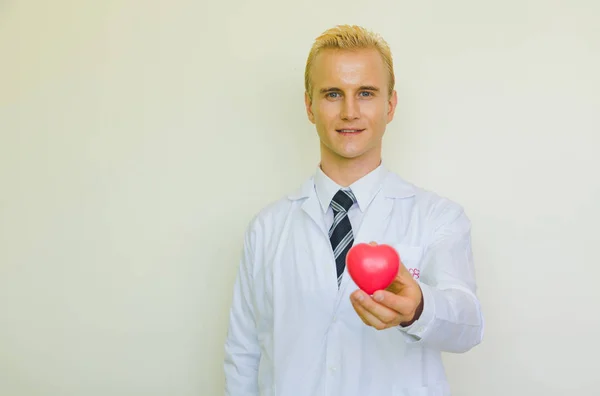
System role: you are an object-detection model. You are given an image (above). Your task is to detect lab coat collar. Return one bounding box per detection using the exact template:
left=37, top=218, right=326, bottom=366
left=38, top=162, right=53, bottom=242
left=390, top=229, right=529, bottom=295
left=313, top=163, right=387, bottom=214
left=287, top=162, right=416, bottom=201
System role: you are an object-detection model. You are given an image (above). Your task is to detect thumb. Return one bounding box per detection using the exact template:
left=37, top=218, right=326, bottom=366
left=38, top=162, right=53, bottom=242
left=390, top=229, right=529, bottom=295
left=386, top=259, right=413, bottom=292
left=400, top=259, right=415, bottom=279
left=395, top=256, right=413, bottom=281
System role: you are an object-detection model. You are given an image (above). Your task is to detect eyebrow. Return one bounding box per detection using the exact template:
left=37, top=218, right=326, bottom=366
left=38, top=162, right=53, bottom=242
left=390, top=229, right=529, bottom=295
left=319, top=86, right=380, bottom=94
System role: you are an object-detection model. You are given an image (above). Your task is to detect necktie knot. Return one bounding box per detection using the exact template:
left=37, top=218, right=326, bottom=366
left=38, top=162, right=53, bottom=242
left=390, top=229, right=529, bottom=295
left=331, top=189, right=356, bottom=213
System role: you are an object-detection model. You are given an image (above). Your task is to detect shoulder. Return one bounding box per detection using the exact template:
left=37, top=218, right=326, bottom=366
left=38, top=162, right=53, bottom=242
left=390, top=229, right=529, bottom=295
left=243, top=177, right=312, bottom=239
left=385, top=171, right=469, bottom=226
left=249, top=197, right=294, bottom=230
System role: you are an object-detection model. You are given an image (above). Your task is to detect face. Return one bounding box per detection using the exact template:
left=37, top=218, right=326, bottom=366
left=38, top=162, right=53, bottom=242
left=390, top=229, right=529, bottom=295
left=305, top=48, right=397, bottom=167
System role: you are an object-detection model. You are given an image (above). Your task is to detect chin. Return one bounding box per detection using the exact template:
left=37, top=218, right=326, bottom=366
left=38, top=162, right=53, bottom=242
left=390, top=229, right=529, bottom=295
left=321, top=141, right=370, bottom=161
left=335, top=151, right=366, bottom=160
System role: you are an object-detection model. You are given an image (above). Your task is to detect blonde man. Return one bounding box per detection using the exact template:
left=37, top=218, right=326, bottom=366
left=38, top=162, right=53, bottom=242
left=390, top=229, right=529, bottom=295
left=224, top=25, right=484, bottom=396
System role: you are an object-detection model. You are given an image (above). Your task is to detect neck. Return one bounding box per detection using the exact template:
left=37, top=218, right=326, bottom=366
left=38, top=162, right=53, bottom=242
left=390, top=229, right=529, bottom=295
left=319, top=152, right=382, bottom=187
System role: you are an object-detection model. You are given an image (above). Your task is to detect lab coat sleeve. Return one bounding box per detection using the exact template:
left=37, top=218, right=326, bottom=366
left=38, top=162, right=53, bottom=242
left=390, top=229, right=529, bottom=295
left=397, top=205, right=484, bottom=353
left=224, top=226, right=260, bottom=395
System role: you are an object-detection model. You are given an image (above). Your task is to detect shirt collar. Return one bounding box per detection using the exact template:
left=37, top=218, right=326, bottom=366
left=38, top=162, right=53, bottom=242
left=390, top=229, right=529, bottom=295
left=314, top=162, right=388, bottom=213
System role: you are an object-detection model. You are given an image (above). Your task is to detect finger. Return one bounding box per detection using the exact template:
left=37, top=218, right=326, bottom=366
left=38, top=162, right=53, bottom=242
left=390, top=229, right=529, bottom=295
left=350, top=297, right=376, bottom=326
left=371, top=289, right=416, bottom=319
left=350, top=295, right=389, bottom=329
left=351, top=290, right=399, bottom=325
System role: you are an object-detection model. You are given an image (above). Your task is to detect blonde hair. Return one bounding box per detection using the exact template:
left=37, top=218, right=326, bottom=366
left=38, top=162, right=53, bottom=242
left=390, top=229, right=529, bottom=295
left=304, top=25, right=395, bottom=100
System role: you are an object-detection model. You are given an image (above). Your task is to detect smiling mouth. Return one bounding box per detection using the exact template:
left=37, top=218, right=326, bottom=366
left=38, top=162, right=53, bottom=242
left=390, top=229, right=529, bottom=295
left=336, top=129, right=365, bottom=134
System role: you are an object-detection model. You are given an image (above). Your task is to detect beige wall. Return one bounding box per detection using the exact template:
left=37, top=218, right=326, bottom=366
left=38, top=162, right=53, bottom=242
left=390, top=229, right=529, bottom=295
left=1, top=1, right=599, bottom=395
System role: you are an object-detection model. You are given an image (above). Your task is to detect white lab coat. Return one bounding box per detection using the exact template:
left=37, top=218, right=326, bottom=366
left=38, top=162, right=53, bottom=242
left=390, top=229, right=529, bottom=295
left=224, top=166, right=484, bottom=396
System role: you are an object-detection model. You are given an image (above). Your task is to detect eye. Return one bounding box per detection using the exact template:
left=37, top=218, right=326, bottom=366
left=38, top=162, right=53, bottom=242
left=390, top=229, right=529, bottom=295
left=359, top=91, right=373, bottom=97
left=326, top=92, right=341, bottom=98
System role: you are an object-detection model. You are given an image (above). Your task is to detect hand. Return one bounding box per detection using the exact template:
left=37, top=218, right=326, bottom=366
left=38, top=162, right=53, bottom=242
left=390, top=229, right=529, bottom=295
left=350, top=242, right=424, bottom=330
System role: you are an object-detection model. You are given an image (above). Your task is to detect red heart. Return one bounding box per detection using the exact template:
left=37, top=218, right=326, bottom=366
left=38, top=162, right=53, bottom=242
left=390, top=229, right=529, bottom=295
left=346, top=243, right=400, bottom=295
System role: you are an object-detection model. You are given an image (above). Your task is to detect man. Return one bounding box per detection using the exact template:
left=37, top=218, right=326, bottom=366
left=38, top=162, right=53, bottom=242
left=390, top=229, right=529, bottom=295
left=224, top=25, right=484, bottom=396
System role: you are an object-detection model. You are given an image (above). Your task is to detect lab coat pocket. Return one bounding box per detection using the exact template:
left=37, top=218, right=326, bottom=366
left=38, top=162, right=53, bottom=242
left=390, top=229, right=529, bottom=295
left=393, top=244, right=425, bottom=281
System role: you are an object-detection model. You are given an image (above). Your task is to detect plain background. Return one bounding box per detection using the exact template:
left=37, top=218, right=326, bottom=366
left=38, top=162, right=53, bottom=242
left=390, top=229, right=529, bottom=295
left=1, top=1, right=599, bottom=395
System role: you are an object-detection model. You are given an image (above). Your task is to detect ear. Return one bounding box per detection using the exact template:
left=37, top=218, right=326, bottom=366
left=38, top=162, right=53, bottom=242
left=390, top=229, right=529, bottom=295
left=386, top=90, right=398, bottom=123
left=305, top=91, right=315, bottom=124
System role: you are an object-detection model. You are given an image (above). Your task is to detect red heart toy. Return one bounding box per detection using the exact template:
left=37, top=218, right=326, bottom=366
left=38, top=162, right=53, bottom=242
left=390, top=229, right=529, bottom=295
left=346, top=243, right=400, bottom=295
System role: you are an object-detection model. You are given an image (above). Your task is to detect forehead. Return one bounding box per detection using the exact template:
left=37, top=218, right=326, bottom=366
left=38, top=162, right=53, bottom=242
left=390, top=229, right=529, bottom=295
left=310, top=48, right=388, bottom=89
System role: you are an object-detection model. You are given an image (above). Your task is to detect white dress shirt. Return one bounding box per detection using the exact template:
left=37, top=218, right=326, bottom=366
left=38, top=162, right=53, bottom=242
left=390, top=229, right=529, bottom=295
left=314, top=162, right=387, bottom=233
left=224, top=163, right=484, bottom=396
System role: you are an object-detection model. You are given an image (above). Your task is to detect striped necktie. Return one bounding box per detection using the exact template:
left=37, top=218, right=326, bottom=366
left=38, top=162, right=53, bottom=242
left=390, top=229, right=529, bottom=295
left=329, top=189, right=357, bottom=288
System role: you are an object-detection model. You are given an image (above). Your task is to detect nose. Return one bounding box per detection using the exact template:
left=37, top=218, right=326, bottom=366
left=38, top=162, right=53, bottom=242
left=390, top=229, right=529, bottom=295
left=340, top=97, right=360, bottom=120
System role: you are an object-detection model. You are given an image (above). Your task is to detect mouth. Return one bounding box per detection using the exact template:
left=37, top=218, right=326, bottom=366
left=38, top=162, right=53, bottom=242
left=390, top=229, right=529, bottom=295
left=336, top=128, right=365, bottom=135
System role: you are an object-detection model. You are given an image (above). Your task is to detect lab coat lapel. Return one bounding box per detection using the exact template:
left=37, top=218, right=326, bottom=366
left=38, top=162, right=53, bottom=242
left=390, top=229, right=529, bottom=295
left=300, top=195, right=328, bottom=238
left=289, top=177, right=329, bottom=239
left=355, top=189, right=394, bottom=245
